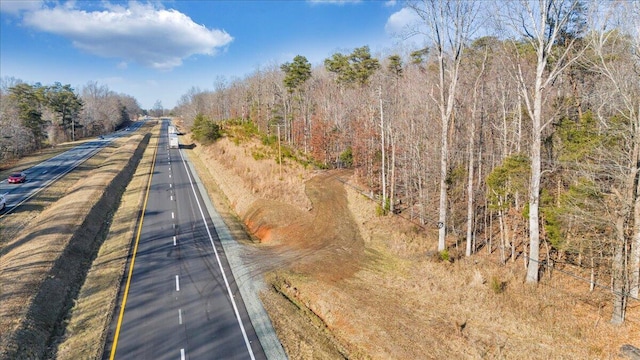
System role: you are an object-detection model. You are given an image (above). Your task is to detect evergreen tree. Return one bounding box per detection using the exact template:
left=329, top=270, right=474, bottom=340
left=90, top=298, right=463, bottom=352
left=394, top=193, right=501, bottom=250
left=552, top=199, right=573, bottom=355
left=9, top=83, right=46, bottom=148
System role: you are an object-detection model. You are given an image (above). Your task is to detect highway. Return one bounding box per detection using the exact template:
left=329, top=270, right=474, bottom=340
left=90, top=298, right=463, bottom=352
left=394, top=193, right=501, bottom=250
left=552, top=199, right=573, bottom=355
left=105, top=120, right=267, bottom=359
left=0, top=122, right=145, bottom=215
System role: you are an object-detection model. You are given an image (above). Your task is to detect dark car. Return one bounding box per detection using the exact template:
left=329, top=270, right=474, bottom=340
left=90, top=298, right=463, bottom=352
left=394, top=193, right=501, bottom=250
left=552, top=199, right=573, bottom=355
left=8, top=172, right=26, bottom=184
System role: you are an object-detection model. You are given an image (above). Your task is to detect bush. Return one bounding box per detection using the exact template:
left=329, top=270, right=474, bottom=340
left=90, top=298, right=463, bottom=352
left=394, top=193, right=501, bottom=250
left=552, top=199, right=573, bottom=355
left=439, top=249, right=450, bottom=263
left=252, top=150, right=268, bottom=160
left=191, top=114, right=222, bottom=144
left=490, top=276, right=506, bottom=294
left=261, top=134, right=277, bottom=146
left=339, top=147, right=353, bottom=167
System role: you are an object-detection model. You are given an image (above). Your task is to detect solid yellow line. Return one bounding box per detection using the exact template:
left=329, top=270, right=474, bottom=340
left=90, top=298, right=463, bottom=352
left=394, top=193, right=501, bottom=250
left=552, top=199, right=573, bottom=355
left=109, top=136, right=158, bottom=360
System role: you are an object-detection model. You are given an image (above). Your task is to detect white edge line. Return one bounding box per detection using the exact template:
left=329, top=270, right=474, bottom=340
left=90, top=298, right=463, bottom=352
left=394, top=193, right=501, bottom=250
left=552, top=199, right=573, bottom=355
left=178, top=148, right=256, bottom=360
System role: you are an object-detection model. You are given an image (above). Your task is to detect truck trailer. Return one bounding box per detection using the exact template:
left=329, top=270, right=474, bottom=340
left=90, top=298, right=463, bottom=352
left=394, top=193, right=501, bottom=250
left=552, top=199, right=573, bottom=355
left=169, top=135, right=179, bottom=149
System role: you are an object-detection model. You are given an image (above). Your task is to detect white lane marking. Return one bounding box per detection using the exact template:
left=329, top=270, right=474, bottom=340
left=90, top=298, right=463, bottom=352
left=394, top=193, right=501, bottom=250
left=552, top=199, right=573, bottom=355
left=180, top=349, right=185, bottom=360
left=170, top=195, right=173, bottom=201
left=169, top=174, right=171, bottom=178
left=178, top=309, right=183, bottom=324
left=175, top=275, right=180, bottom=292
left=173, top=236, right=177, bottom=246
left=170, top=183, right=172, bottom=188
left=171, top=212, right=175, bottom=219
left=178, top=149, right=256, bottom=360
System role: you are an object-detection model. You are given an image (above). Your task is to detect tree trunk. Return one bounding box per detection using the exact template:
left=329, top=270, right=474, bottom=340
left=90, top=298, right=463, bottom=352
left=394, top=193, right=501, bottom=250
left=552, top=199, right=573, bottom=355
left=465, top=135, right=475, bottom=257
left=379, top=87, right=387, bottom=212
left=631, top=115, right=640, bottom=299
left=390, top=134, right=396, bottom=214
left=611, top=217, right=627, bottom=324
left=525, top=39, right=546, bottom=284
left=632, top=183, right=640, bottom=299
left=438, top=116, right=448, bottom=251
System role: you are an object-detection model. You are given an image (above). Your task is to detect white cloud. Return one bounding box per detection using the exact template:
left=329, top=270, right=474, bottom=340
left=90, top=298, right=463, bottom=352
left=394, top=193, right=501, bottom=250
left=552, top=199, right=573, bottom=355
left=0, top=0, right=43, bottom=15
left=21, top=2, right=233, bottom=70
left=385, top=7, right=420, bottom=35
left=384, top=0, right=397, bottom=7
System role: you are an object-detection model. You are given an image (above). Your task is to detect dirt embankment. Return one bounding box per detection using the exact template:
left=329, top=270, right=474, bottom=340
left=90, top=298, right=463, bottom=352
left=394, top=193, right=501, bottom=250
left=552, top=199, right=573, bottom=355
left=1, top=122, right=635, bottom=359
left=188, top=133, right=639, bottom=359
left=0, top=133, right=150, bottom=359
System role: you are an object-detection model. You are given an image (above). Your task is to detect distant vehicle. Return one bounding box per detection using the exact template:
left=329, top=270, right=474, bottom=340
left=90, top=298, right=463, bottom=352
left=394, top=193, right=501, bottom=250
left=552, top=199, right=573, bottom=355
left=8, top=172, right=26, bottom=184
left=125, top=127, right=130, bottom=131
left=0, top=194, right=5, bottom=211
left=98, top=135, right=104, bottom=139
left=169, top=135, right=179, bottom=149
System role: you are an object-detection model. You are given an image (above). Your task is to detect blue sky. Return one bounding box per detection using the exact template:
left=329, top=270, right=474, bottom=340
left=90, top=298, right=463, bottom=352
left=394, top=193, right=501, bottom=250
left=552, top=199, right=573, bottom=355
left=0, top=0, right=420, bottom=110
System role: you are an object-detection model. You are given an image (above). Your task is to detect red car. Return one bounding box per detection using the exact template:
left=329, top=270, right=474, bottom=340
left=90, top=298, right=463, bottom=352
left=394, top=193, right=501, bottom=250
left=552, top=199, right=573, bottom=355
left=8, top=172, right=26, bottom=184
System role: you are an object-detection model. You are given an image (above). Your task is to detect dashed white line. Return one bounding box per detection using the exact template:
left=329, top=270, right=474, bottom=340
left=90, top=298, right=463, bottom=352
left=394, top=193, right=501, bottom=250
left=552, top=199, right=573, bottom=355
left=180, top=349, right=185, bottom=360
left=173, top=236, right=177, bottom=246
left=170, top=195, right=173, bottom=201
left=178, top=150, right=256, bottom=359
left=178, top=309, right=183, bottom=324
left=169, top=183, right=172, bottom=188
left=171, top=212, right=175, bottom=219
left=175, top=275, right=180, bottom=292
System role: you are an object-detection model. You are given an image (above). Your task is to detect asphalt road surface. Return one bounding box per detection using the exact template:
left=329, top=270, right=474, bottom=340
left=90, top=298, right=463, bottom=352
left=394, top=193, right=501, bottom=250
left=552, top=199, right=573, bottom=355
left=0, top=122, right=144, bottom=215
left=105, top=121, right=267, bottom=360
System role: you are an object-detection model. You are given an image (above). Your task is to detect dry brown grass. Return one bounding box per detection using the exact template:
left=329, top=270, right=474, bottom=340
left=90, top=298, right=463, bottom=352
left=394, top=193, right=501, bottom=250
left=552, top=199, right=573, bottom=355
left=185, top=127, right=639, bottom=360
left=200, top=136, right=312, bottom=214
left=0, top=128, right=152, bottom=359
left=56, top=124, right=159, bottom=359
left=4, top=120, right=632, bottom=359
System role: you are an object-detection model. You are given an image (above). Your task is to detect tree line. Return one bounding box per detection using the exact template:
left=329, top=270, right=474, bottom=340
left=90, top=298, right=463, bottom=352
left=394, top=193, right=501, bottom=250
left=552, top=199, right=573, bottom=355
left=177, top=1, right=637, bottom=324
left=0, top=78, right=142, bottom=161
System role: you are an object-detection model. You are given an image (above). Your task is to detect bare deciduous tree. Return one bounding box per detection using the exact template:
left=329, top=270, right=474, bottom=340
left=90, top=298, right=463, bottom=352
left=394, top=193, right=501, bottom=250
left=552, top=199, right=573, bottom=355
left=407, top=0, right=481, bottom=251
left=500, top=0, right=586, bottom=283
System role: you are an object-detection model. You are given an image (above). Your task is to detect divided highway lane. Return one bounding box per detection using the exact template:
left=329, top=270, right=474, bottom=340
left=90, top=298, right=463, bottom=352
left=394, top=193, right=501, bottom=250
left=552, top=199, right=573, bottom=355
left=0, top=121, right=145, bottom=215
left=107, top=121, right=266, bottom=359
left=0, top=141, right=105, bottom=214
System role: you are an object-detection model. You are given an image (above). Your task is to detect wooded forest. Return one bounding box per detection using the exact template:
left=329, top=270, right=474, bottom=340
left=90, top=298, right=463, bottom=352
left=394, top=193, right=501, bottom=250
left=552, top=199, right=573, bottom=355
left=0, top=0, right=637, bottom=326
left=173, top=0, right=639, bottom=324
left=0, top=78, right=142, bottom=160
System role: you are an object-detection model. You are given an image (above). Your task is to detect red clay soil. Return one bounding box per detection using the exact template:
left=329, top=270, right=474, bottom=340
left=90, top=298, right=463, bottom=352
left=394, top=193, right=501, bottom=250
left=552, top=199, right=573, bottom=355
left=244, top=170, right=364, bottom=282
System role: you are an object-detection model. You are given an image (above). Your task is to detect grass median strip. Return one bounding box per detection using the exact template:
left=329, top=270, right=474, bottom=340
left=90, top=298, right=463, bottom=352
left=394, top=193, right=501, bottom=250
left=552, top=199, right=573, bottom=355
left=0, top=124, right=158, bottom=359
left=56, top=125, right=159, bottom=360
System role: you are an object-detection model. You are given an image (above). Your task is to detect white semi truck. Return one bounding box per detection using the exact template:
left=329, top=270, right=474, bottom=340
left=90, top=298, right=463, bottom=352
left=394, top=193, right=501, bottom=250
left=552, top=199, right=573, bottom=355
left=169, top=134, right=179, bottom=149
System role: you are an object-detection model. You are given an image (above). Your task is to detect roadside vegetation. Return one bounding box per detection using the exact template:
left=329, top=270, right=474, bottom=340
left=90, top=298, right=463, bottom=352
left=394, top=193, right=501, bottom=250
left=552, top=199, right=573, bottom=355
left=0, top=0, right=638, bottom=358
left=0, top=78, right=142, bottom=162
left=0, top=124, right=154, bottom=359
left=181, top=121, right=638, bottom=358
left=174, top=1, right=640, bottom=327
